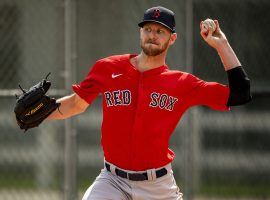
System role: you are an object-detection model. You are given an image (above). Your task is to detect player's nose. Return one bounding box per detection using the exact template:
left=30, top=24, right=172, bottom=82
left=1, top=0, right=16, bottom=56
left=148, top=30, right=158, bottom=40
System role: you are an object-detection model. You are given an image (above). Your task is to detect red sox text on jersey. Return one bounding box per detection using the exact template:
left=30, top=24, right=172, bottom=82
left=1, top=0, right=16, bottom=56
left=104, top=90, right=178, bottom=111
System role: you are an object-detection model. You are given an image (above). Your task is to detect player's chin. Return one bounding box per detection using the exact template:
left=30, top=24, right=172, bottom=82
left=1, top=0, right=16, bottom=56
left=141, top=43, right=164, bottom=56
left=142, top=48, right=163, bottom=56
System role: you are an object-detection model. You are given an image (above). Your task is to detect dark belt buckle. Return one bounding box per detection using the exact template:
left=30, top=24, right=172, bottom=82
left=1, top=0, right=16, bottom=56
left=128, top=172, right=148, bottom=181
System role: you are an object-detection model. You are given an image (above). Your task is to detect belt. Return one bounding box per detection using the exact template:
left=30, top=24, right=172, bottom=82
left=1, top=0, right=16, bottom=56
left=105, top=162, right=168, bottom=181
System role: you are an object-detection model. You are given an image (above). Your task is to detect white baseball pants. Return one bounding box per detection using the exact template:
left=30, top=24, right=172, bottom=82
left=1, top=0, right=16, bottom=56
left=82, top=162, right=183, bottom=200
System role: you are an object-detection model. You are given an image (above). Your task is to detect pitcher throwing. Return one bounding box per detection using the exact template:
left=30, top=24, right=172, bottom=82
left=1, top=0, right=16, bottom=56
left=47, top=6, right=251, bottom=200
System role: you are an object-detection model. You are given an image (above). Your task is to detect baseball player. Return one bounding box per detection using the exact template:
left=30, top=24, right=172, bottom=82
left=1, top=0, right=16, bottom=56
left=47, top=6, right=251, bottom=200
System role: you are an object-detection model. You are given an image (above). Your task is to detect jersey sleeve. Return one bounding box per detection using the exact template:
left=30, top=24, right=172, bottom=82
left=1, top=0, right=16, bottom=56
left=185, top=74, right=230, bottom=111
left=72, top=60, right=104, bottom=104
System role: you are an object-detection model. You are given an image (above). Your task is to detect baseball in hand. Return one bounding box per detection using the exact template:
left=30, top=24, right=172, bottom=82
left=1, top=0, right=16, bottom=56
left=201, top=18, right=216, bottom=33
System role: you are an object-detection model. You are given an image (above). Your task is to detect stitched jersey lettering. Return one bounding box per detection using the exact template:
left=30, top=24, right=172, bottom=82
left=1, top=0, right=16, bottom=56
left=122, top=90, right=131, bottom=105
left=104, top=90, right=178, bottom=111
left=104, top=92, right=113, bottom=107
left=159, top=94, right=168, bottom=109
left=149, top=92, right=159, bottom=107
left=166, top=96, right=178, bottom=111
left=149, top=92, right=178, bottom=111
left=104, top=90, right=131, bottom=107
left=113, top=90, right=122, bottom=106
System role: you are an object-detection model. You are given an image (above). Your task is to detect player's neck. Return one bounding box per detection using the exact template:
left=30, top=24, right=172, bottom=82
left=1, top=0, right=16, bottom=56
left=132, top=52, right=167, bottom=72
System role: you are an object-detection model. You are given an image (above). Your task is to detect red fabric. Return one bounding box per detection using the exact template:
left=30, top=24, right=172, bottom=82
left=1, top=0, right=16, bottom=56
left=72, top=54, right=230, bottom=171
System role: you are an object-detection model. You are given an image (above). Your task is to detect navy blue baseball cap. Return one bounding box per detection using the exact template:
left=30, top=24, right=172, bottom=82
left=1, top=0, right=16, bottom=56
left=138, top=6, right=176, bottom=33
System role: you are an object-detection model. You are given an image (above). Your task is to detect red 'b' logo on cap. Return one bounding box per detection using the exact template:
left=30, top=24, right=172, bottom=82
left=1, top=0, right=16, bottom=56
left=153, top=9, right=160, bottom=18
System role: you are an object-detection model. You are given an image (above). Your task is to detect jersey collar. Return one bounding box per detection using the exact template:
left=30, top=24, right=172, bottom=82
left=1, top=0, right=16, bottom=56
left=127, top=54, right=168, bottom=77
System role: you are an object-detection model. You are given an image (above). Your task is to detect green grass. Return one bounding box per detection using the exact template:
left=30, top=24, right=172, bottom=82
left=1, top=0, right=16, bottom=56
left=200, top=183, right=270, bottom=197
left=0, top=174, right=62, bottom=190
left=0, top=175, right=35, bottom=189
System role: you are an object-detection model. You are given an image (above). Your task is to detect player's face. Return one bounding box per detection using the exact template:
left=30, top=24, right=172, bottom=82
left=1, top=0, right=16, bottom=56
left=140, top=23, right=176, bottom=56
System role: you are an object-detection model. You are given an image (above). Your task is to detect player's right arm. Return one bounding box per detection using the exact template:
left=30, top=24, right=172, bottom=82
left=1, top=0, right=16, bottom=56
left=47, top=93, right=89, bottom=120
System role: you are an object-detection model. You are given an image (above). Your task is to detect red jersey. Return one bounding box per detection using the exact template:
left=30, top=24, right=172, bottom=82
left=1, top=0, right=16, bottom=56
left=72, top=54, right=230, bottom=171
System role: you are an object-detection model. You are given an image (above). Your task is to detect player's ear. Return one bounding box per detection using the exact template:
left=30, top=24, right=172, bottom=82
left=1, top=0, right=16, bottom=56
left=169, top=33, right=177, bottom=45
left=139, top=27, right=144, bottom=37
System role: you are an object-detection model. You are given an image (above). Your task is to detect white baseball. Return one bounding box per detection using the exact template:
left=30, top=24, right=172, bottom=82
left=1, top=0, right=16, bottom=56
left=201, top=18, right=216, bottom=32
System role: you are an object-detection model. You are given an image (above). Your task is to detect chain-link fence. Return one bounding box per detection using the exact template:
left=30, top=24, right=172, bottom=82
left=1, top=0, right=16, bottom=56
left=0, top=0, right=269, bottom=200
left=0, top=0, right=66, bottom=199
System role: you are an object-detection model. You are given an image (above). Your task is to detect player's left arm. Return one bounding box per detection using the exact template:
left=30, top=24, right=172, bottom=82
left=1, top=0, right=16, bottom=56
left=200, top=19, right=251, bottom=106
